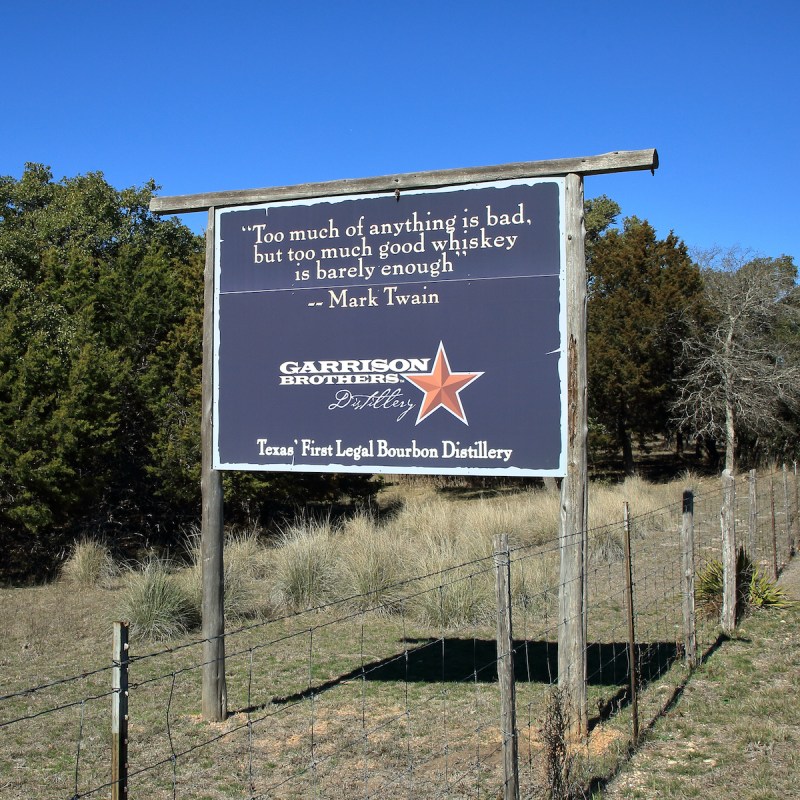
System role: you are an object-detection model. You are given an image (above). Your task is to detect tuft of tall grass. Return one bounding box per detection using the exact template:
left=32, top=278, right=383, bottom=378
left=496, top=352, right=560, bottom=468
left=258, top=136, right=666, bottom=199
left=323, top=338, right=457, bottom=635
left=511, top=547, right=559, bottom=614
left=118, top=558, right=200, bottom=641
left=406, top=527, right=495, bottom=627
left=181, top=529, right=274, bottom=622
left=461, top=494, right=557, bottom=545
left=588, top=475, right=676, bottom=532
left=338, top=512, right=408, bottom=613
left=589, top=526, right=625, bottom=565
left=271, top=519, right=339, bottom=611
left=61, top=537, right=117, bottom=588
left=390, top=490, right=561, bottom=547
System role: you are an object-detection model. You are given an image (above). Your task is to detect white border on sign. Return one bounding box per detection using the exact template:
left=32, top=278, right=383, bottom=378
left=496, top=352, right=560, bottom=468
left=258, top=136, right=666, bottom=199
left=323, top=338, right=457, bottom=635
left=212, top=177, right=567, bottom=476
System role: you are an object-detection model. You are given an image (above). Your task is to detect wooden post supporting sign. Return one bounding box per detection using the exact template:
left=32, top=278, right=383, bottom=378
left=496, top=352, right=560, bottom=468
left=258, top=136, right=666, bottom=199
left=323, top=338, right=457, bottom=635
left=202, top=207, right=227, bottom=722
left=558, top=172, right=588, bottom=738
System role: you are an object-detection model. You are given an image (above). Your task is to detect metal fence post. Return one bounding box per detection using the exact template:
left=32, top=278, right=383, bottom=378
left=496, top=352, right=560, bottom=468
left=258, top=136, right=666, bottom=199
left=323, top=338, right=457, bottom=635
left=112, top=621, right=129, bottom=800
left=622, top=503, right=639, bottom=746
left=493, top=534, right=519, bottom=800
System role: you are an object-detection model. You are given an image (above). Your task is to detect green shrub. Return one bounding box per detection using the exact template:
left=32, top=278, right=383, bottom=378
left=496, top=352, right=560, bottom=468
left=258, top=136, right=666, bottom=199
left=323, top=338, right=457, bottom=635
left=118, top=558, right=200, bottom=640
left=61, top=538, right=116, bottom=588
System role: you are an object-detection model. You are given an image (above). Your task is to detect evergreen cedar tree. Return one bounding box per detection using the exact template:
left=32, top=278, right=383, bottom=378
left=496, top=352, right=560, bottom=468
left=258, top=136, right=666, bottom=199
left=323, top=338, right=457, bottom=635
left=0, top=165, right=373, bottom=581
left=0, top=169, right=796, bottom=580
left=586, top=208, right=707, bottom=475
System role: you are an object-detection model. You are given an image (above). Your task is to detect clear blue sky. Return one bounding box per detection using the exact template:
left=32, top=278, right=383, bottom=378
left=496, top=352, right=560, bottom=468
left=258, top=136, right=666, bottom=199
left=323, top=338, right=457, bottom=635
left=2, top=1, right=797, bottom=261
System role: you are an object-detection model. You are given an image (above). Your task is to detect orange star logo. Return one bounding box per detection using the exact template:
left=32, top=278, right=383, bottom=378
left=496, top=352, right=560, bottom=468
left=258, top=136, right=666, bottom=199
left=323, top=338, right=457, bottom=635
left=403, top=342, right=483, bottom=425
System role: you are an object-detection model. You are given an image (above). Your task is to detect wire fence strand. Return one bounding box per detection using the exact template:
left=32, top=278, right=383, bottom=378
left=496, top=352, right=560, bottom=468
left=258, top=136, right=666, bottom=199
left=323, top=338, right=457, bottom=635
left=1, top=466, right=797, bottom=799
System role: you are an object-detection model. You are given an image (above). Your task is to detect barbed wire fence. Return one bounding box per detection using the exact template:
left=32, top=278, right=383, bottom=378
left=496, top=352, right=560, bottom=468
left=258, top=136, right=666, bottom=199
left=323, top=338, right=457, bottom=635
left=1, top=465, right=796, bottom=799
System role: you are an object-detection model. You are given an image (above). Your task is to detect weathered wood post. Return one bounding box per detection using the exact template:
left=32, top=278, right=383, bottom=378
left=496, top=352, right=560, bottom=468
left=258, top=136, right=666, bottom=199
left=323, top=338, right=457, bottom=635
left=112, top=621, right=129, bottom=800
left=493, top=534, right=519, bottom=800
left=770, top=477, right=779, bottom=581
left=622, top=503, right=639, bottom=746
left=783, top=464, right=792, bottom=559
left=748, top=469, right=758, bottom=558
left=681, top=489, right=697, bottom=668
left=558, top=172, right=588, bottom=738
left=720, top=471, right=736, bottom=635
left=202, top=207, right=227, bottom=721
left=795, top=462, right=799, bottom=555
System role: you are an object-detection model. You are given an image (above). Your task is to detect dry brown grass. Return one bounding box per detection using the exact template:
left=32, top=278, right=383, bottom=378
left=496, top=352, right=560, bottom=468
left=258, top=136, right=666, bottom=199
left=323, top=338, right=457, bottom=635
left=3, top=469, right=794, bottom=800
left=60, top=537, right=117, bottom=588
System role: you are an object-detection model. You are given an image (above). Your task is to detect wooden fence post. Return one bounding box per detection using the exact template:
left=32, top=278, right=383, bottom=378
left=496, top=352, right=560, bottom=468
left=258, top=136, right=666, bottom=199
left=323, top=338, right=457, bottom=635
left=112, top=621, right=129, bottom=800
left=720, top=471, right=736, bottom=635
left=770, top=477, right=779, bottom=581
left=681, top=490, right=697, bottom=669
left=748, top=469, right=757, bottom=558
left=622, top=503, right=639, bottom=746
left=202, top=206, right=227, bottom=722
left=558, top=171, right=588, bottom=739
left=493, top=534, right=519, bottom=800
left=795, top=462, right=799, bottom=556
left=783, top=464, right=792, bottom=560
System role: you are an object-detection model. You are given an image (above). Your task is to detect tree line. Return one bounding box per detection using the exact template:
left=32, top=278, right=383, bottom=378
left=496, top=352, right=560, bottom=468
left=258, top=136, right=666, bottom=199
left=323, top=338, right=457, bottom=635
left=1, top=165, right=798, bottom=580
left=586, top=197, right=799, bottom=474
left=0, top=165, right=372, bottom=580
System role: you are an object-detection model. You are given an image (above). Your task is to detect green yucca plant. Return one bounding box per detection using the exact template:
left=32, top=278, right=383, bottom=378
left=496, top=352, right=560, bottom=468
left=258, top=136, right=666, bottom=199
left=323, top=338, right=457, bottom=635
left=748, top=570, right=792, bottom=609
left=697, top=547, right=790, bottom=619
left=696, top=558, right=725, bottom=618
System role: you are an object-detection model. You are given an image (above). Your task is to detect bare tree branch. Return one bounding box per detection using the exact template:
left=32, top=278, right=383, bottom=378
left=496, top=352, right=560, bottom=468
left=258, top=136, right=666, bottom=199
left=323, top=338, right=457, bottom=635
left=672, top=247, right=800, bottom=470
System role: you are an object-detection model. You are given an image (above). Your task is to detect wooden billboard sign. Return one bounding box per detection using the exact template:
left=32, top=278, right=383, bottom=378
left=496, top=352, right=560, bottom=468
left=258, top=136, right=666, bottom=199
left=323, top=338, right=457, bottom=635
left=212, top=177, right=568, bottom=477
left=151, top=149, right=659, bottom=725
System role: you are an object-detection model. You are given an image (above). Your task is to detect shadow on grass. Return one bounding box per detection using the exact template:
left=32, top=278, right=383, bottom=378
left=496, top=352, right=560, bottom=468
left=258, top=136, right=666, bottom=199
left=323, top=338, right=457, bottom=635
left=586, top=631, right=727, bottom=796
left=239, top=637, right=678, bottom=713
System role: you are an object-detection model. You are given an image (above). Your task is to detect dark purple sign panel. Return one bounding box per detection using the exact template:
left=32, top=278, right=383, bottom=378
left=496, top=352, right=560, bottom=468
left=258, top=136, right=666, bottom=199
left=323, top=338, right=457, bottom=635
left=214, top=179, right=566, bottom=476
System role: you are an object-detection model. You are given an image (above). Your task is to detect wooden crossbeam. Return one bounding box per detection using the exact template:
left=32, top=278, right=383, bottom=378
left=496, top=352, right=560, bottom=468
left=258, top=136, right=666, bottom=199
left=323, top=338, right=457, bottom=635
left=150, top=149, right=658, bottom=214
